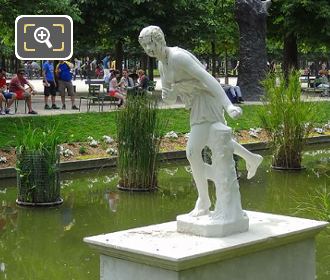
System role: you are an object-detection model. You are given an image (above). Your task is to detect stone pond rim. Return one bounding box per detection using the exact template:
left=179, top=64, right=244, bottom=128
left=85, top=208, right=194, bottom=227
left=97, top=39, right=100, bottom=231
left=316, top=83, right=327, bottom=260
left=0, top=135, right=329, bottom=180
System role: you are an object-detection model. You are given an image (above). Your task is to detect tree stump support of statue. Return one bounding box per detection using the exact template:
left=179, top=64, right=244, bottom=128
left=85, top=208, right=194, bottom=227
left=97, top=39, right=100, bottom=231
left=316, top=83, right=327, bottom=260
left=177, top=123, right=248, bottom=237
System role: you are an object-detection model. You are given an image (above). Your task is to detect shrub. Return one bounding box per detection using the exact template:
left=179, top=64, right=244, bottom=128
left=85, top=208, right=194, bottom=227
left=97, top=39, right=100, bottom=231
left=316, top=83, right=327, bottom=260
left=16, top=124, right=61, bottom=204
left=259, top=71, right=316, bottom=169
left=116, top=95, right=165, bottom=191
left=79, top=146, right=87, bottom=154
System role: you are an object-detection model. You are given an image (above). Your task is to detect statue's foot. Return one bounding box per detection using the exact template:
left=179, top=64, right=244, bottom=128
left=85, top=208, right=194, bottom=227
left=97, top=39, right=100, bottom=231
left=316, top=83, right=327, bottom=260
left=246, top=154, right=263, bottom=179
left=188, top=198, right=210, bottom=217
left=189, top=207, right=210, bottom=217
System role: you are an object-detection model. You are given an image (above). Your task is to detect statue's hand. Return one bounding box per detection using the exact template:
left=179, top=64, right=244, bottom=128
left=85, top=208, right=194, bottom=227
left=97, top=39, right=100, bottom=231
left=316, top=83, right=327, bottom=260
left=162, top=87, right=177, bottom=104
left=162, top=87, right=172, bottom=97
left=227, top=104, right=242, bottom=119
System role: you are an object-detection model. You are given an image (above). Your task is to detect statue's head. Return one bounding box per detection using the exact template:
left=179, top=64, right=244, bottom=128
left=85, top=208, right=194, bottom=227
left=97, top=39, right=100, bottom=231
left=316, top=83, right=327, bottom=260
left=139, top=26, right=166, bottom=58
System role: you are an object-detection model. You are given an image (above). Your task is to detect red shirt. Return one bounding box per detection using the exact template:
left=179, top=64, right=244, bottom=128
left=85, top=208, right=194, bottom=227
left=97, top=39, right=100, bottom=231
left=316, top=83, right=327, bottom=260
left=9, top=75, right=28, bottom=92
left=0, top=77, right=6, bottom=89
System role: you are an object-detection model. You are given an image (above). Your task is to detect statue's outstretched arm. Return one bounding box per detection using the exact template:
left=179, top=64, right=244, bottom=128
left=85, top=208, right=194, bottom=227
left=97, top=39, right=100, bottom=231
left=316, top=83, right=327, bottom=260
left=174, top=51, right=242, bottom=118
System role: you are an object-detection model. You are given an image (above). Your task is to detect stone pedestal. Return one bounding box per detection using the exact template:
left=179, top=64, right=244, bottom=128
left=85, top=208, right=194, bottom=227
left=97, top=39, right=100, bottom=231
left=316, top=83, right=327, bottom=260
left=84, top=211, right=328, bottom=280
left=177, top=212, right=249, bottom=237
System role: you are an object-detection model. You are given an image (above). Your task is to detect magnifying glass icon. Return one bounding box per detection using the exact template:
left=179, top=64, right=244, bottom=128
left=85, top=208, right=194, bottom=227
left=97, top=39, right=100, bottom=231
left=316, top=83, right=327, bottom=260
left=34, top=27, right=53, bottom=49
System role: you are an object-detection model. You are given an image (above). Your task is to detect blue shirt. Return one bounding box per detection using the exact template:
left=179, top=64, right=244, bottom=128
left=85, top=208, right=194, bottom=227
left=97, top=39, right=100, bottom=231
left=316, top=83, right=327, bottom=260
left=56, top=62, right=72, bottom=82
left=43, top=61, right=54, bottom=81
left=102, top=56, right=110, bottom=69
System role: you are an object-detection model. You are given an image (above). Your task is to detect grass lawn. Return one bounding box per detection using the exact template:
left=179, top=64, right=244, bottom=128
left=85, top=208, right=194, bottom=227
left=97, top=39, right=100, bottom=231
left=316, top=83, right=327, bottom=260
left=0, top=102, right=330, bottom=149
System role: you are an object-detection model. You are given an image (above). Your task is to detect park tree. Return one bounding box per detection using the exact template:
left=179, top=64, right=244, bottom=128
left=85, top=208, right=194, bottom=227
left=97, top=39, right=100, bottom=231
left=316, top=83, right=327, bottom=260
left=192, top=0, right=239, bottom=80
left=0, top=0, right=81, bottom=69
left=267, top=0, right=330, bottom=75
left=74, top=0, right=224, bottom=77
left=74, top=0, right=171, bottom=75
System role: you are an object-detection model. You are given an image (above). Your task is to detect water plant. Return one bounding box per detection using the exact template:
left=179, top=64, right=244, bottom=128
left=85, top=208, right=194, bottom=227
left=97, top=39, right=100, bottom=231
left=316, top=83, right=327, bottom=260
left=116, top=94, right=165, bottom=191
left=15, top=124, right=61, bottom=205
left=294, top=185, right=330, bottom=222
left=79, top=146, right=87, bottom=155
left=259, top=71, right=316, bottom=169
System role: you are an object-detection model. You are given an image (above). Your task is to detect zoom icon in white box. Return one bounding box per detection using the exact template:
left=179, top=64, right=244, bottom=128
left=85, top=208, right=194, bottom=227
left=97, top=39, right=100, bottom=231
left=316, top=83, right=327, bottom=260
left=15, top=15, right=73, bottom=60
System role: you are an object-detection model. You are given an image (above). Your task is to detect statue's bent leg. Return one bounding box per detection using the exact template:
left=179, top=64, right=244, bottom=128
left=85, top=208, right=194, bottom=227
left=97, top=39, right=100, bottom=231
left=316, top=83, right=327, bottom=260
left=232, top=140, right=263, bottom=179
left=186, top=123, right=211, bottom=217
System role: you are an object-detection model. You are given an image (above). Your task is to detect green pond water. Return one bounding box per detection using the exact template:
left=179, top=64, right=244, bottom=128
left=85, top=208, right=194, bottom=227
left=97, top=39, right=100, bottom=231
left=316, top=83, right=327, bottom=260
left=0, top=145, right=329, bottom=280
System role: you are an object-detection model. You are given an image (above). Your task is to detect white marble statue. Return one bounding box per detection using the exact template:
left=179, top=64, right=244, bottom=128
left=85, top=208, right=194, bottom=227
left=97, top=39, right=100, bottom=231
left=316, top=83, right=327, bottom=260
left=139, top=26, right=263, bottom=236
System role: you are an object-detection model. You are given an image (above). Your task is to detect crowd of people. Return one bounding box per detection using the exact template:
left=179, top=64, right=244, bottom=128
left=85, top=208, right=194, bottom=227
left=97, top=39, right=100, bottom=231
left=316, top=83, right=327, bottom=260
left=4, top=56, right=329, bottom=115
left=0, top=55, right=153, bottom=114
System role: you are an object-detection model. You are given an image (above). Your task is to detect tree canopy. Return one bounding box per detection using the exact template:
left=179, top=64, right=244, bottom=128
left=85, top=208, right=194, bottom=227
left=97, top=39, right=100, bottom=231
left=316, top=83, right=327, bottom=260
left=0, top=0, right=329, bottom=72
left=267, top=0, right=330, bottom=71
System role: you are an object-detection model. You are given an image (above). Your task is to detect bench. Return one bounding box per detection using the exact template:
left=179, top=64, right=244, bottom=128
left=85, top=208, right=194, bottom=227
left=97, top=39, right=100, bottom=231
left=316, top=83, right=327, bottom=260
left=302, top=87, right=328, bottom=97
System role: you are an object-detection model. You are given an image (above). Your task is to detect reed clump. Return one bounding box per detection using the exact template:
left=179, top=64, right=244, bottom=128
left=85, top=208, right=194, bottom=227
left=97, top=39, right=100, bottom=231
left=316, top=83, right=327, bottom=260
left=117, top=94, right=165, bottom=191
left=16, top=124, right=61, bottom=203
left=259, top=71, right=316, bottom=169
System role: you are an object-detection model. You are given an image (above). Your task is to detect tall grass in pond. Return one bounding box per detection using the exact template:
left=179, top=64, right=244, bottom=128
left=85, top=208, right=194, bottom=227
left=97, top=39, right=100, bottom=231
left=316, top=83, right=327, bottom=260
left=117, top=95, right=165, bottom=190
left=259, top=71, right=316, bottom=169
left=294, top=185, right=330, bottom=222
left=16, top=124, right=61, bottom=203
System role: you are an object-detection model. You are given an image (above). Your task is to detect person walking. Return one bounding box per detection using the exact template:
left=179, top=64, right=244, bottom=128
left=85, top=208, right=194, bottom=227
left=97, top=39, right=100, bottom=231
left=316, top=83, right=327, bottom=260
left=55, top=60, right=78, bottom=110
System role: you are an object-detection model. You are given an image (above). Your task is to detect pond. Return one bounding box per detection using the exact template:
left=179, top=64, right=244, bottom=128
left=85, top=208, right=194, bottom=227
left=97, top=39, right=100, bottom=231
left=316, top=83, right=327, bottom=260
left=0, top=145, right=329, bottom=280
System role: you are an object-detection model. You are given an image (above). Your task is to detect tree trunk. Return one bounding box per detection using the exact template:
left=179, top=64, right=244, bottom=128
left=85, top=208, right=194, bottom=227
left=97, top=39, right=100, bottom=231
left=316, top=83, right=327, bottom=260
left=148, top=57, right=154, bottom=81
left=0, top=56, right=4, bottom=68
left=283, top=32, right=298, bottom=76
left=235, top=0, right=270, bottom=100
left=211, top=41, right=217, bottom=77
left=115, top=40, right=123, bottom=73
left=10, top=55, right=15, bottom=74
left=224, top=48, right=229, bottom=84
left=14, top=58, right=19, bottom=74
left=140, top=55, right=148, bottom=71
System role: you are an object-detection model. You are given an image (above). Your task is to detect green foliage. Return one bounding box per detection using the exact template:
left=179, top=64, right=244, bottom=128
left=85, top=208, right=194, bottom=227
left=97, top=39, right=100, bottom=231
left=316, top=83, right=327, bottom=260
left=116, top=95, right=165, bottom=190
left=15, top=124, right=61, bottom=203
left=79, top=146, right=87, bottom=154
left=295, top=185, right=330, bottom=222
left=267, top=0, right=330, bottom=57
left=193, top=0, right=238, bottom=57
left=259, top=71, right=316, bottom=168
left=0, top=0, right=81, bottom=53
left=0, top=103, right=329, bottom=151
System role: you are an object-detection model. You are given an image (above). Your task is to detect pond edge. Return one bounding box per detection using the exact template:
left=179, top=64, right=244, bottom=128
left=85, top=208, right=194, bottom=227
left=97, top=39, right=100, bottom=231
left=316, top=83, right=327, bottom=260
left=0, top=135, right=329, bottom=179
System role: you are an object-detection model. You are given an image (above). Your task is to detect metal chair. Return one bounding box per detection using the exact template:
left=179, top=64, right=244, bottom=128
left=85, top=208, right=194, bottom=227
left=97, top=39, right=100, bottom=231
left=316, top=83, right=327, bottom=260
left=99, top=83, right=119, bottom=110
left=14, top=98, right=28, bottom=113
left=79, top=85, right=101, bottom=112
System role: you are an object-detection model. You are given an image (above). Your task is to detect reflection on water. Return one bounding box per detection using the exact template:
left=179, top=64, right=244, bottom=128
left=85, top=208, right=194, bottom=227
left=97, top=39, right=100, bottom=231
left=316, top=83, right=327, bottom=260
left=0, top=146, right=329, bottom=279
left=104, top=191, right=120, bottom=212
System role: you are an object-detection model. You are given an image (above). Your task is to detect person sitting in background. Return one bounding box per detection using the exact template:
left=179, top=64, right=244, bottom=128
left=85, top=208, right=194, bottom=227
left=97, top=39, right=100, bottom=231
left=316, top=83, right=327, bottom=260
left=108, top=70, right=125, bottom=108
left=316, top=68, right=329, bottom=96
left=214, top=75, right=244, bottom=104
left=0, top=68, right=16, bottom=115
left=9, top=69, right=37, bottom=114
left=119, top=69, right=134, bottom=94
left=136, top=69, right=149, bottom=91
left=221, top=83, right=244, bottom=104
